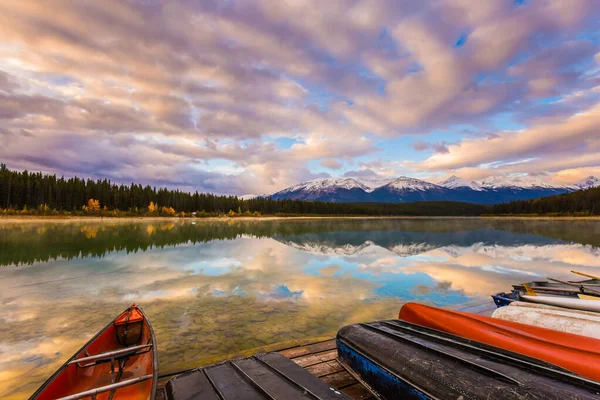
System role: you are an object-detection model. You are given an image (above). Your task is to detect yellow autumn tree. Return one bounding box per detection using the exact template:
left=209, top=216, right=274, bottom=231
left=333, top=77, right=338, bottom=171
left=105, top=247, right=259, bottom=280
left=160, top=206, right=176, bottom=216
left=148, top=201, right=156, bottom=213
left=87, top=198, right=100, bottom=212
left=82, top=199, right=100, bottom=213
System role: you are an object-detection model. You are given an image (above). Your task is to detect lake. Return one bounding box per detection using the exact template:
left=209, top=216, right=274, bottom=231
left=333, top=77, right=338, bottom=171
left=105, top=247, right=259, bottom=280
left=1, top=217, right=600, bottom=399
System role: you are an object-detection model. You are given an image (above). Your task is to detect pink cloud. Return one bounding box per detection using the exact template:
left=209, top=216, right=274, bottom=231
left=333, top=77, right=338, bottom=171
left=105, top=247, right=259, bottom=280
left=0, top=0, right=598, bottom=194
left=320, top=159, right=343, bottom=169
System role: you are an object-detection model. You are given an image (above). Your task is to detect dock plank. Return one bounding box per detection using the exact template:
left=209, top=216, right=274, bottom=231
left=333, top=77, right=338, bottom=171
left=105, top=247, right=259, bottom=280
left=233, top=357, right=313, bottom=399
left=277, top=340, right=375, bottom=400
left=341, top=383, right=374, bottom=399
left=162, top=337, right=373, bottom=400
left=306, top=360, right=345, bottom=377
left=204, top=363, right=266, bottom=400
left=320, top=371, right=356, bottom=389
left=164, top=368, right=220, bottom=400
left=293, top=349, right=338, bottom=367
left=279, top=339, right=337, bottom=359
left=279, top=346, right=312, bottom=359
left=257, top=353, right=353, bottom=400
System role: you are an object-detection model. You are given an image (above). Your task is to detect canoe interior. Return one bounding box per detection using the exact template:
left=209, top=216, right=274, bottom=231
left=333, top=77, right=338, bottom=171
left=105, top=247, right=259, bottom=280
left=33, top=306, right=156, bottom=400
left=338, top=320, right=600, bottom=400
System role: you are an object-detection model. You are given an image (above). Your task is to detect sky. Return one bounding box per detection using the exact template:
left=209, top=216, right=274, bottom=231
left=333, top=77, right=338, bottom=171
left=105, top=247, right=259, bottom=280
left=0, top=0, right=599, bottom=195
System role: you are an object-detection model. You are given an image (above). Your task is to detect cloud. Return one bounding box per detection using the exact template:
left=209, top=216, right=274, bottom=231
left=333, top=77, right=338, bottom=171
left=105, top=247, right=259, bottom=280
left=0, top=0, right=599, bottom=193
left=320, top=158, right=343, bottom=169
left=409, top=100, right=600, bottom=179
left=343, top=169, right=379, bottom=178
left=410, top=141, right=430, bottom=151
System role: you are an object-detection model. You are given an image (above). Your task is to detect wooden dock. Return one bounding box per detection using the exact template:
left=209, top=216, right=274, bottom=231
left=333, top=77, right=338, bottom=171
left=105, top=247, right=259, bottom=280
left=156, top=338, right=373, bottom=399
left=278, top=339, right=373, bottom=399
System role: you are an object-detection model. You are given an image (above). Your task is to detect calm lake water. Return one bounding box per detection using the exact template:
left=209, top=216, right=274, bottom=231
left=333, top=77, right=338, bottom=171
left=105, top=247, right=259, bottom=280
left=2, top=218, right=600, bottom=399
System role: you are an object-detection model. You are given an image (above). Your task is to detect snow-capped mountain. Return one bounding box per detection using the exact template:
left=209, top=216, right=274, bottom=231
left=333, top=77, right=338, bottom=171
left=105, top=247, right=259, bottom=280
left=438, top=175, right=483, bottom=191
left=475, top=175, right=577, bottom=190
left=576, top=176, right=600, bottom=190
left=370, top=177, right=449, bottom=202
left=384, top=177, right=442, bottom=191
left=269, top=175, right=598, bottom=204
left=271, top=177, right=374, bottom=202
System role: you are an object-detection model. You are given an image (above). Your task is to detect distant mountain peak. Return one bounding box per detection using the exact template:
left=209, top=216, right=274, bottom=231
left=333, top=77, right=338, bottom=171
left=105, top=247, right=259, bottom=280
left=384, top=176, right=441, bottom=191
left=269, top=174, right=590, bottom=204
left=475, top=175, right=576, bottom=190
left=576, top=176, right=600, bottom=189
left=439, top=176, right=483, bottom=191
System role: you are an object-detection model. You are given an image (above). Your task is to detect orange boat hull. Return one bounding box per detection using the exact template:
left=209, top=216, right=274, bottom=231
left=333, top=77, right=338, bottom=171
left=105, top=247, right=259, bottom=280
left=399, top=302, right=600, bottom=382
left=31, top=304, right=157, bottom=400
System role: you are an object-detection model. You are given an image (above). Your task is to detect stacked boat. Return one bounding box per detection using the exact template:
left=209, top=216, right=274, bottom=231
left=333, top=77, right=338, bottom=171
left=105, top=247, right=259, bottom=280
left=492, top=270, right=600, bottom=313
left=336, top=269, right=600, bottom=399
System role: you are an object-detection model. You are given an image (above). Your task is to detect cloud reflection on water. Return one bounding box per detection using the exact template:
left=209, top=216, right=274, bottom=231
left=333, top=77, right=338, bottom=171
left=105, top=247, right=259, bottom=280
left=1, top=219, right=600, bottom=399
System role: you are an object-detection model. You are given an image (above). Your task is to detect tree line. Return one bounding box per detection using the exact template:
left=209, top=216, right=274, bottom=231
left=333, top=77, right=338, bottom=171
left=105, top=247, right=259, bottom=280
left=0, top=164, right=488, bottom=216
left=489, top=185, right=600, bottom=216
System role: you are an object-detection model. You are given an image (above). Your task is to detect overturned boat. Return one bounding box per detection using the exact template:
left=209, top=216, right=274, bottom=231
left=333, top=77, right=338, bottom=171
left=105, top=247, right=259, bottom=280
left=30, top=304, right=157, bottom=400
left=337, top=318, right=600, bottom=399
left=398, top=302, right=600, bottom=382
left=492, top=301, right=600, bottom=339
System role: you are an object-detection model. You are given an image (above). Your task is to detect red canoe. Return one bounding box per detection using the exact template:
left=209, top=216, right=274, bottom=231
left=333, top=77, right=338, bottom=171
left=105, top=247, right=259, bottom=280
left=399, top=302, right=600, bottom=382
left=31, top=304, right=157, bottom=400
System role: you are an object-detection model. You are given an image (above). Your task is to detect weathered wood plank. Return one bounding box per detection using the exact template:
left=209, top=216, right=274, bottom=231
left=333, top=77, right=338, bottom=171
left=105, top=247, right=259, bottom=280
left=293, top=349, right=338, bottom=367
left=304, top=340, right=337, bottom=354
left=164, top=368, right=220, bottom=400
left=279, top=346, right=312, bottom=359
left=162, top=336, right=375, bottom=400
left=203, top=363, right=265, bottom=400
left=341, top=383, right=374, bottom=399
left=233, top=357, right=312, bottom=399
left=319, top=371, right=356, bottom=389
left=279, top=339, right=337, bottom=359
left=305, top=360, right=345, bottom=377
left=257, top=353, right=352, bottom=400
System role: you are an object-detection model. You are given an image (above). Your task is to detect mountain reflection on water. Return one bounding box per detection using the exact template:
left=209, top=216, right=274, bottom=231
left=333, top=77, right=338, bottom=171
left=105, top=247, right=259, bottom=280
left=1, top=218, right=600, bottom=399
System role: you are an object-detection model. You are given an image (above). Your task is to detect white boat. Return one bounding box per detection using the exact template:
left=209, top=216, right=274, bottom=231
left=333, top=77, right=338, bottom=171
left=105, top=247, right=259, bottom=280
left=507, top=301, right=600, bottom=315
left=492, top=301, right=600, bottom=339
left=520, top=294, right=600, bottom=313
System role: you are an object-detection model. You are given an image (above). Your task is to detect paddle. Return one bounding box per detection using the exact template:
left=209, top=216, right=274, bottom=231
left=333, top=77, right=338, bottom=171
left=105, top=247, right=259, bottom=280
left=571, top=270, right=600, bottom=281
left=547, top=277, right=600, bottom=296
left=522, top=283, right=537, bottom=296
left=578, top=294, right=600, bottom=300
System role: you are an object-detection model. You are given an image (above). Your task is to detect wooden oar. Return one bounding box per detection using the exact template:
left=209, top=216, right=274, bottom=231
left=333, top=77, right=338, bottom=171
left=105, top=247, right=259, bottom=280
left=571, top=270, right=600, bottom=281
left=547, top=278, right=600, bottom=296
left=578, top=294, right=600, bottom=300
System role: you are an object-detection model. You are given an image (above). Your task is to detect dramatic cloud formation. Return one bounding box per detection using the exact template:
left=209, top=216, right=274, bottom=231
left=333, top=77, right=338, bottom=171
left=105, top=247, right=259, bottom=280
left=0, top=0, right=599, bottom=194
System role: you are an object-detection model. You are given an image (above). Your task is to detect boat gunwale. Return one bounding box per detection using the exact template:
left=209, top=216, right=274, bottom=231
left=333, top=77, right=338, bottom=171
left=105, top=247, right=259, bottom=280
left=29, top=304, right=158, bottom=400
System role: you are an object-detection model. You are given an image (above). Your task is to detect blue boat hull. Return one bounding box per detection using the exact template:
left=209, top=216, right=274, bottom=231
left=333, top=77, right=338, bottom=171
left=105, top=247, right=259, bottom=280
left=491, top=290, right=520, bottom=308
left=337, top=320, right=600, bottom=399
left=337, top=339, right=428, bottom=400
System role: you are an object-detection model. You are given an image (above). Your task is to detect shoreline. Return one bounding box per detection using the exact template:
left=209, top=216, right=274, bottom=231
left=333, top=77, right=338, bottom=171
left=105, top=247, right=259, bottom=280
left=1, top=215, right=599, bottom=223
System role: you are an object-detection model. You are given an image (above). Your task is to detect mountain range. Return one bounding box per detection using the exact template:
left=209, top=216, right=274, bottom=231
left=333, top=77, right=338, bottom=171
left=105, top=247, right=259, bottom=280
left=267, top=175, right=600, bottom=204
